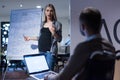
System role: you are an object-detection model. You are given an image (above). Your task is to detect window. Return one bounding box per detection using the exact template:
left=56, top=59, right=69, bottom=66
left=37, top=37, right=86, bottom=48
left=1, top=22, right=10, bottom=53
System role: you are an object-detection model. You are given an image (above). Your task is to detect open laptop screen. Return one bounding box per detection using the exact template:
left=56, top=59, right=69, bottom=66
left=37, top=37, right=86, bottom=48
left=24, top=54, right=49, bottom=74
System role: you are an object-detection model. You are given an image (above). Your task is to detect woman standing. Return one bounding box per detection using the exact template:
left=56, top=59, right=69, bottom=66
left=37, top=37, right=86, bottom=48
left=24, top=4, right=62, bottom=70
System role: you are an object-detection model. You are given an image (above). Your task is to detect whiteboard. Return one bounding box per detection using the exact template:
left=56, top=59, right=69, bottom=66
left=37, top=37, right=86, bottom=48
left=7, top=8, right=43, bottom=60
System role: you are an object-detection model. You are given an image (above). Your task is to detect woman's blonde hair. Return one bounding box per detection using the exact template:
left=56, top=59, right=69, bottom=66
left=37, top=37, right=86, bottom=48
left=44, top=4, right=57, bottom=22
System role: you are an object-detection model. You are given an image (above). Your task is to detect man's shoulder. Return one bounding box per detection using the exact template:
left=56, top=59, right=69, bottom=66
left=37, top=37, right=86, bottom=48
left=74, top=39, right=102, bottom=52
left=75, top=41, right=90, bottom=51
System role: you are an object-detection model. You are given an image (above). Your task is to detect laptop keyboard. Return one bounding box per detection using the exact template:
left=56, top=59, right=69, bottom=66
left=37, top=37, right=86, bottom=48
left=34, top=72, right=49, bottom=79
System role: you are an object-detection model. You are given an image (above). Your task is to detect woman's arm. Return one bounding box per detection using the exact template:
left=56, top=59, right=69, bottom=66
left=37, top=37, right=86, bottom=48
left=47, top=21, right=62, bottom=42
left=23, top=35, right=39, bottom=41
left=52, top=22, right=62, bottom=42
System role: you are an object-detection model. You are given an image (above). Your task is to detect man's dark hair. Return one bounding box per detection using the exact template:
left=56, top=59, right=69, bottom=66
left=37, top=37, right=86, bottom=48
left=79, top=7, right=102, bottom=33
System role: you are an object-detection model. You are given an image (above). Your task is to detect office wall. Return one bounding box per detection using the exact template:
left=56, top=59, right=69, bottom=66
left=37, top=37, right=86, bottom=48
left=59, top=17, right=70, bottom=45
left=71, top=0, right=120, bottom=53
left=70, top=0, right=120, bottom=80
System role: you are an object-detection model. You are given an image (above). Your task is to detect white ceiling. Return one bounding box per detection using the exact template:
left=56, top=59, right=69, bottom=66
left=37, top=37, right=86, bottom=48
left=0, top=0, right=70, bottom=18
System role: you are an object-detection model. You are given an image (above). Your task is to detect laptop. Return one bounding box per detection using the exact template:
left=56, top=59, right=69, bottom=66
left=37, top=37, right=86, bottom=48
left=24, top=53, right=57, bottom=80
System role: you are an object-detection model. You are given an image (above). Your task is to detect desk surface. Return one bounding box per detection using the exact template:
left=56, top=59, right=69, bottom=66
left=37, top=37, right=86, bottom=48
left=3, top=70, right=36, bottom=80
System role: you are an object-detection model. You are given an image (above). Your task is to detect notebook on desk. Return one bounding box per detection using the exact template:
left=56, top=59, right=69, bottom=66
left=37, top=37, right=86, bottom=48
left=24, top=53, right=57, bottom=80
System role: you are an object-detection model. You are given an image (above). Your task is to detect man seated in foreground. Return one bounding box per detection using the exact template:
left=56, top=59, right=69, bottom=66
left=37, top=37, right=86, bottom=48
left=44, top=7, right=115, bottom=80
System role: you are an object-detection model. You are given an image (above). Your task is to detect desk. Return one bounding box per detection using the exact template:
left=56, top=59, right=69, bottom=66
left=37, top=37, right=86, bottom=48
left=2, top=54, right=70, bottom=80
left=3, top=70, right=36, bottom=80
left=4, top=70, right=54, bottom=80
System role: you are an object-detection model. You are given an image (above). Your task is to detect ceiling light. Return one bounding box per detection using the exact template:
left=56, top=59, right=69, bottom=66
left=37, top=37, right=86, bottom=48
left=3, top=31, right=7, bottom=35
left=20, top=4, right=23, bottom=7
left=5, top=27, right=8, bottom=30
left=36, top=5, right=41, bottom=8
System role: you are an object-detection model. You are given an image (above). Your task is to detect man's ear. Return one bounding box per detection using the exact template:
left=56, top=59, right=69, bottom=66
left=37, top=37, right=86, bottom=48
left=81, top=23, right=85, bottom=31
left=80, top=23, right=86, bottom=36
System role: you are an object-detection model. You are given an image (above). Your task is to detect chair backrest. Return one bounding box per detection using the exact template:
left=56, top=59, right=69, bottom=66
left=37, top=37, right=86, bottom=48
left=65, top=45, right=70, bottom=54
left=58, top=46, right=66, bottom=54
left=58, top=45, right=70, bottom=54
left=116, top=50, right=120, bottom=60
left=86, top=50, right=115, bottom=80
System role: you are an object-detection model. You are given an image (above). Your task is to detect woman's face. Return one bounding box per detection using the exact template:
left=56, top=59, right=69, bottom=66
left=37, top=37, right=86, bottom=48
left=45, top=7, right=54, bottom=19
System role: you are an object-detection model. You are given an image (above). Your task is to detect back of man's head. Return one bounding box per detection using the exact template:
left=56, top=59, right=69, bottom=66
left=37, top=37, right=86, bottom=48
left=79, top=7, right=102, bottom=33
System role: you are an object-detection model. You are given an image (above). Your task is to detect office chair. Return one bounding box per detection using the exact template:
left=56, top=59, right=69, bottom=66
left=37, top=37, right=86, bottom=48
left=116, top=50, right=120, bottom=60
left=86, top=50, right=115, bottom=80
left=54, top=46, right=70, bottom=72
